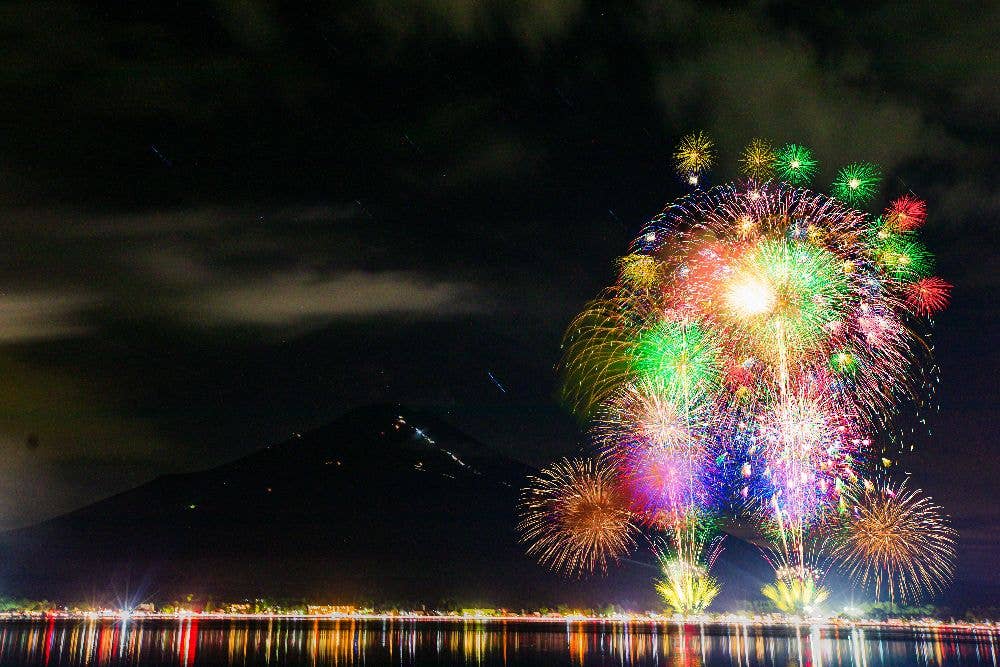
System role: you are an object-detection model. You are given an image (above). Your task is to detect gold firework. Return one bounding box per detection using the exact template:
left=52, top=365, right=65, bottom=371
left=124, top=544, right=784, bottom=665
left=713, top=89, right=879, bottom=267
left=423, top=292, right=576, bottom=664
left=835, top=480, right=956, bottom=603
left=739, top=138, right=777, bottom=180
left=518, top=456, right=638, bottom=576
left=673, top=132, right=715, bottom=175
left=617, top=253, right=661, bottom=289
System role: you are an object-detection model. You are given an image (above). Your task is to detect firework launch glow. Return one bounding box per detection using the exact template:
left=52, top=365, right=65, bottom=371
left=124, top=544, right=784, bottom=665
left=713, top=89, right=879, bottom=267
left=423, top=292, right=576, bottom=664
left=520, top=133, right=956, bottom=614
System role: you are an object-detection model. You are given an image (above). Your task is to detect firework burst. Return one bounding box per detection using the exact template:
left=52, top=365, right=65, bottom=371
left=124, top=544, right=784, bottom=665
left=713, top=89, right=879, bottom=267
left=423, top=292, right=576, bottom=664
left=617, top=253, right=661, bottom=288
left=739, top=138, right=777, bottom=180
left=755, top=392, right=859, bottom=525
left=740, top=139, right=777, bottom=181
left=761, top=569, right=830, bottom=615
left=529, top=132, right=951, bottom=612
left=594, top=379, right=694, bottom=449
left=518, top=456, right=639, bottom=576
left=558, top=288, right=644, bottom=419
left=835, top=480, right=956, bottom=603
left=832, top=162, right=881, bottom=203
left=886, top=194, right=927, bottom=232
left=673, top=132, right=715, bottom=178
left=905, top=277, right=952, bottom=316
left=718, top=237, right=851, bottom=365
left=774, top=143, right=817, bottom=184
left=632, top=318, right=722, bottom=399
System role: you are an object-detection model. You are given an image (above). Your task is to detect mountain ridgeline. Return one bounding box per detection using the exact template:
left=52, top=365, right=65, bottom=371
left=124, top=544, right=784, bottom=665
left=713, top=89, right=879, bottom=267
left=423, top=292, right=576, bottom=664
left=0, top=405, right=778, bottom=609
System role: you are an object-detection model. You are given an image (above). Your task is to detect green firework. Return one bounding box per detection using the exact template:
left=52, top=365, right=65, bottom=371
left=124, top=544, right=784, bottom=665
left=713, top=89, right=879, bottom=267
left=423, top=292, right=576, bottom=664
left=723, top=239, right=851, bottom=362
left=871, top=233, right=934, bottom=281
left=632, top=319, right=721, bottom=400
left=774, top=144, right=817, bottom=185
left=832, top=162, right=881, bottom=204
left=829, top=350, right=858, bottom=375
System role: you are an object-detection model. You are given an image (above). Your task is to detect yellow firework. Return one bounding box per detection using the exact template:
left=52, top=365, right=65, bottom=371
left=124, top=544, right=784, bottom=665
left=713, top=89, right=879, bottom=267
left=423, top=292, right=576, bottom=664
left=738, top=138, right=777, bottom=180
left=558, top=287, right=650, bottom=419
left=673, top=132, right=715, bottom=175
left=655, top=558, right=720, bottom=615
left=617, top=253, right=661, bottom=289
left=835, top=480, right=956, bottom=603
left=761, top=570, right=830, bottom=615
left=653, top=533, right=724, bottom=615
left=518, top=456, right=639, bottom=576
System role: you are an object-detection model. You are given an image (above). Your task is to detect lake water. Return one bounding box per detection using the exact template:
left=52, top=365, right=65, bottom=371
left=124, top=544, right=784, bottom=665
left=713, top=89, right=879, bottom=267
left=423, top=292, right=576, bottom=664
left=0, top=618, right=994, bottom=666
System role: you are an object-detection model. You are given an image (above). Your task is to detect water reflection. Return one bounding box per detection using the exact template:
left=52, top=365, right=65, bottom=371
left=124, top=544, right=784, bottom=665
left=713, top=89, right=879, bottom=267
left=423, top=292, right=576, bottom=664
left=0, top=618, right=993, bottom=666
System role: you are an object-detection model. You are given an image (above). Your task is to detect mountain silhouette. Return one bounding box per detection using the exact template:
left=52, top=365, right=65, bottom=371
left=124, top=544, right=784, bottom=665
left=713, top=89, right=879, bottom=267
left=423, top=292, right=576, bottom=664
left=0, top=404, right=787, bottom=610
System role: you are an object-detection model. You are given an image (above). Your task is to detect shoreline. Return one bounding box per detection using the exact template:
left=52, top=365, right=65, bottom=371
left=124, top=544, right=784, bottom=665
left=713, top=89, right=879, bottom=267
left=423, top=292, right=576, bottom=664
left=0, top=612, right=995, bottom=634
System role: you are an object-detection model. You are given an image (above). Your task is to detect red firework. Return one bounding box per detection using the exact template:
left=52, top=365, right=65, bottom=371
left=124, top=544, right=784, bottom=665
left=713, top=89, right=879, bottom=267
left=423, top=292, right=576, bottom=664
left=905, top=277, right=952, bottom=316
left=886, top=195, right=927, bottom=231
left=724, top=358, right=755, bottom=392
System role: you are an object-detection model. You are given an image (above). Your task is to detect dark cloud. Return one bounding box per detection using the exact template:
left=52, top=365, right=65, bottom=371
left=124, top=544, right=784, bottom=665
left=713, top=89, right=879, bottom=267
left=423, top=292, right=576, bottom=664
left=0, top=292, right=93, bottom=342
left=183, top=270, right=482, bottom=326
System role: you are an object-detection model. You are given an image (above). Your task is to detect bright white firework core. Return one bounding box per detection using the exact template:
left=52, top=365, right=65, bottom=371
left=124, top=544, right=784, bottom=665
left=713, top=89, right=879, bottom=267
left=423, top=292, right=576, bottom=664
left=726, top=277, right=776, bottom=317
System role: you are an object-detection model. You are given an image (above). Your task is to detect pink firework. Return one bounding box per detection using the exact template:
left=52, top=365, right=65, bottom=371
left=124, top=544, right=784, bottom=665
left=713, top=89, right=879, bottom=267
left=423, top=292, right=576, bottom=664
left=756, top=393, right=859, bottom=524
left=618, top=439, right=708, bottom=527
left=592, top=380, right=713, bottom=527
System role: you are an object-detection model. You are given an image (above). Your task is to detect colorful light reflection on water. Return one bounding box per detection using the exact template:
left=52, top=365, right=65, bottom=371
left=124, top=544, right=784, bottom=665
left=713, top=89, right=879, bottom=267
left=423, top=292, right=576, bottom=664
left=0, top=618, right=994, bottom=666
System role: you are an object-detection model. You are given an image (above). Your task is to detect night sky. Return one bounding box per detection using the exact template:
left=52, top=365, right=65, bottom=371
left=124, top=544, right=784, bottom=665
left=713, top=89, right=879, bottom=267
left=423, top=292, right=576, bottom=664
left=0, top=3, right=996, bottom=599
